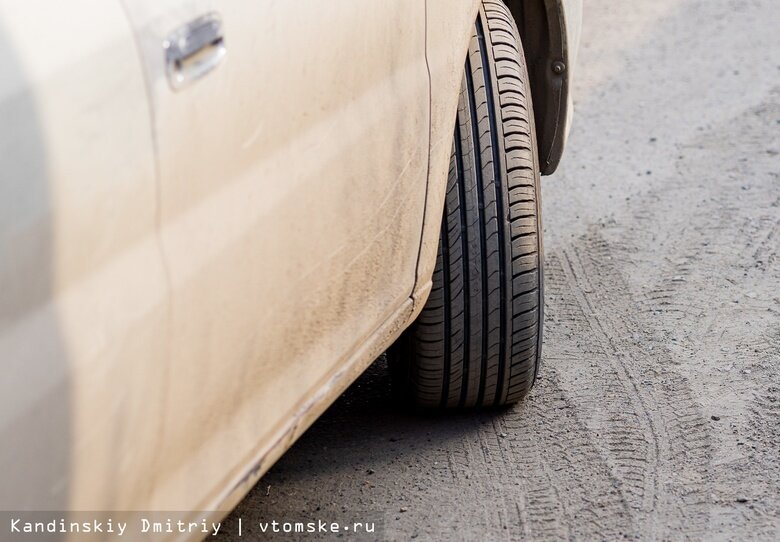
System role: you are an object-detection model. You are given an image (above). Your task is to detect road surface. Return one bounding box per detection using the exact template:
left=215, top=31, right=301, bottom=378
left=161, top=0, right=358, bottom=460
left=227, top=0, right=780, bottom=539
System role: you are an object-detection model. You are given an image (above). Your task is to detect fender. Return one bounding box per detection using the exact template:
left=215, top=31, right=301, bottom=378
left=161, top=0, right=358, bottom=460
left=505, top=0, right=582, bottom=175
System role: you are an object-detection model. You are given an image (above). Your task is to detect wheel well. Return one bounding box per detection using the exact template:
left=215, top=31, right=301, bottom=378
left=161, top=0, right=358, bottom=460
left=504, top=0, right=569, bottom=175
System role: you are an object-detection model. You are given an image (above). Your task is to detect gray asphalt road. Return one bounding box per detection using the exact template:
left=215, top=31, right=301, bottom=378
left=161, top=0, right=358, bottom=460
left=227, top=0, right=780, bottom=539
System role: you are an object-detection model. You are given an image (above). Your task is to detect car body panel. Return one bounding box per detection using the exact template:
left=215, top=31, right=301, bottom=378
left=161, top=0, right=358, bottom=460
left=548, top=0, right=583, bottom=170
left=563, top=0, right=583, bottom=142
left=119, top=0, right=430, bottom=511
left=504, top=0, right=582, bottom=174
left=0, top=0, right=580, bottom=525
left=0, top=0, right=169, bottom=511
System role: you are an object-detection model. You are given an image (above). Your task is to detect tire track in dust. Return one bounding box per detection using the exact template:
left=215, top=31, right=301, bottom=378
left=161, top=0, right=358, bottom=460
left=751, top=207, right=780, bottom=273
left=544, top=252, right=661, bottom=520
left=506, top=373, right=635, bottom=540
left=445, top=369, right=634, bottom=540
left=744, top=373, right=780, bottom=540
left=566, top=230, right=715, bottom=539
left=595, top=89, right=780, bottom=538
left=444, top=412, right=571, bottom=541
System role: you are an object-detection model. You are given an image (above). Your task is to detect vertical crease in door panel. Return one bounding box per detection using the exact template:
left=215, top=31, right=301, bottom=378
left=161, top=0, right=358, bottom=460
left=117, top=0, right=175, bottom=496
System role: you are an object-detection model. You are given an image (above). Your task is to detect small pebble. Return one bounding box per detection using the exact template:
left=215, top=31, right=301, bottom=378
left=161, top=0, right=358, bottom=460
left=711, top=415, right=721, bottom=421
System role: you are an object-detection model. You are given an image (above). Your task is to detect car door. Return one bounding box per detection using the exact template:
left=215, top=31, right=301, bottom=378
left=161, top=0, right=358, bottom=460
left=0, top=0, right=169, bottom=511
left=120, top=1, right=430, bottom=509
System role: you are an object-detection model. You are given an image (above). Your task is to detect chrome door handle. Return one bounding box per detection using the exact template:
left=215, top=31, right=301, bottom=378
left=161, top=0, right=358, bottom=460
left=164, top=13, right=226, bottom=90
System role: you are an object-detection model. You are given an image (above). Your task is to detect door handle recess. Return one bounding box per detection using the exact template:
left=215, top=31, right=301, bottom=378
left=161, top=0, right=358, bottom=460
left=164, top=13, right=226, bottom=90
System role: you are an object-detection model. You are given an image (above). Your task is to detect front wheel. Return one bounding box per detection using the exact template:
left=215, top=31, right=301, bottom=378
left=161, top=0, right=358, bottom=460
left=390, top=0, right=544, bottom=408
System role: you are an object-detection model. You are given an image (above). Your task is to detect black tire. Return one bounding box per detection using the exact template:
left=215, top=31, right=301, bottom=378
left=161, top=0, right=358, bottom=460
left=391, top=0, right=543, bottom=408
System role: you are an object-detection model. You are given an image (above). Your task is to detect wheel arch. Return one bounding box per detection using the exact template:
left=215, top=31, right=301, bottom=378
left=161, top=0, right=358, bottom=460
left=503, top=0, right=581, bottom=175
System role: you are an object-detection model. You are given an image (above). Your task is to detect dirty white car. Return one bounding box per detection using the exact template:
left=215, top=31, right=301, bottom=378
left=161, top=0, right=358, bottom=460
left=0, top=0, right=581, bottom=524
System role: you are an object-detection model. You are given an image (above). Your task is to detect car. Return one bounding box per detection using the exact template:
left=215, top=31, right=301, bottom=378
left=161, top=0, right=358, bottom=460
left=0, top=0, right=581, bottom=528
